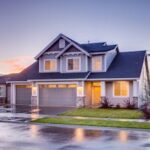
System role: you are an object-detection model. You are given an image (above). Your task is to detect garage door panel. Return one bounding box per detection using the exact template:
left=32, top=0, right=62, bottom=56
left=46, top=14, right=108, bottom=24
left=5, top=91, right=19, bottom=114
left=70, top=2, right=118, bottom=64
left=39, top=87, right=76, bottom=107
left=16, top=86, right=31, bottom=105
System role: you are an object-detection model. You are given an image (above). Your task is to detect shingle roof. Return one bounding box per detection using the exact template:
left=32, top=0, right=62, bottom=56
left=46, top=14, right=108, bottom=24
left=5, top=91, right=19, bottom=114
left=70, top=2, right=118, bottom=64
left=8, top=62, right=89, bottom=82
left=0, top=74, right=17, bottom=84
left=62, top=34, right=117, bottom=53
left=88, top=51, right=146, bottom=79
left=80, top=43, right=117, bottom=53
left=1, top=50, right=146, bottom=83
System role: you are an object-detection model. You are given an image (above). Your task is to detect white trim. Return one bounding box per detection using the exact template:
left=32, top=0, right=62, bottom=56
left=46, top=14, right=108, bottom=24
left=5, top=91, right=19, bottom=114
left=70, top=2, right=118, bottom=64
left=28, top=79, right=85, bottom=82
left=43, top=58, right=57, bottom=72
left=56, top=43, right=72, bottom=58
left=113, top=81, right=130, bottom=98
left=35, top=34, right=63, bottom=59
left=60, top=57, right=63, bottom=73
left=101, top=81, right=106, bottom=97
left=36, top=81, right=78, bottom=85
left=44, top=51, right=59, bottom=55
left=66, top=56, right=81, bottom=72
left=35, top=33, right=90, bottom=59
left=63, top=52, right=82, bottom=56
left=56, top=43, right=90, bottom=58
left=87, top=78, right=139, bottom=81
left=85, top=55, right=88, bottom=72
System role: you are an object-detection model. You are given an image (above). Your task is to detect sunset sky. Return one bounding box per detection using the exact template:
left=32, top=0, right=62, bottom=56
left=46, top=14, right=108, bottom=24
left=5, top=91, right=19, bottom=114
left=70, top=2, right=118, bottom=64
left=0, top=0, right=150, bottom=74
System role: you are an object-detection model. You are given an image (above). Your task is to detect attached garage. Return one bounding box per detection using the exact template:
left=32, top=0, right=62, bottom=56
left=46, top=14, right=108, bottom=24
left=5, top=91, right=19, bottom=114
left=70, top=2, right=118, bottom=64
left=39, top=84, right=77, bottom=107
left=16, top=85, right=32, bottom=105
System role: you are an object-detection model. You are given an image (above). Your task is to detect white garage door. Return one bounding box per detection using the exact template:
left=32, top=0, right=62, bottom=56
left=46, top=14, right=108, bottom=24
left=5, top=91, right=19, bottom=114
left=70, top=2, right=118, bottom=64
left=39, top=84, right=76, bottom=107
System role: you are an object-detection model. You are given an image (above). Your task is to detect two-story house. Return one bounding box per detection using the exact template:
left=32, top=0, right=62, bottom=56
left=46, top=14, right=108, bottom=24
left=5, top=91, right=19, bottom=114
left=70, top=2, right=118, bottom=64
left=0, top=34, right=149, bottom=108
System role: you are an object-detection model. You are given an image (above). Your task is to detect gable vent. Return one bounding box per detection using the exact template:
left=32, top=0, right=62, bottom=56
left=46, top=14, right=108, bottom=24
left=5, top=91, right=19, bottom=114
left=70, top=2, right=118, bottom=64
left=59, top=39, right=66, bottom=49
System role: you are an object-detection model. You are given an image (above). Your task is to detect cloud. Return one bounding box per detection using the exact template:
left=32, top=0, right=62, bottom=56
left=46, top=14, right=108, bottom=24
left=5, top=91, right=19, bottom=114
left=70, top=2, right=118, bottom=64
left=0, top=56, right=34, bottom=74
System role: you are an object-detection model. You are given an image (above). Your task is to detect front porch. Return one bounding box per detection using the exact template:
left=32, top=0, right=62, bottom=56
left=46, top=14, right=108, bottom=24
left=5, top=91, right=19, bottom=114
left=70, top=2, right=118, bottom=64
left=84, top=80, right=139, bottom=108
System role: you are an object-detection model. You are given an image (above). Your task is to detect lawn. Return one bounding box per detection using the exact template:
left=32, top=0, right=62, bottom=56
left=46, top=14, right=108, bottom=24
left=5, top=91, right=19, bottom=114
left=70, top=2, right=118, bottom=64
left=60, top=108, right=143, bottom=119
left=33, top=117, right=150, bottom=129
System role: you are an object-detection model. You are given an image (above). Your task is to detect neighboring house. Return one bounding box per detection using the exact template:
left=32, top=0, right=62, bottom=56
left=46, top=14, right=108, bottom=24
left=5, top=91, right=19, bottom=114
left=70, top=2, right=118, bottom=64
left=0, top=34, right=149, bottom=108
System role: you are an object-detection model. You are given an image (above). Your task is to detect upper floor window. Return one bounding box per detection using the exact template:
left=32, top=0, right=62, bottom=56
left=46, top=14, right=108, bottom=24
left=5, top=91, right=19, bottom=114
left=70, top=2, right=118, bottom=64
left=44, top=59, right=57, bottom=72
left=59, top=39, right=66, bottom=49
left=113, top=81, right=129, bottom=97
left=67, top=57, right=80, bottom=72
left=92, top=56, right=102, bottom=72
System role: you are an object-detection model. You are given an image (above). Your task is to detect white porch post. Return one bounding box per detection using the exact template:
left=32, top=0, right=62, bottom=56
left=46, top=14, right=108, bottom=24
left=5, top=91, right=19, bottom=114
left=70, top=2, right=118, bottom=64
left=101, top=81, right=106, bottom=97
left=10, top=83, right=16, bottom=105
left=76, top=81, right=85, bottom=108
left=133, top=80, right=139, bottom=107
left=31, top=82, right=38, bottom=106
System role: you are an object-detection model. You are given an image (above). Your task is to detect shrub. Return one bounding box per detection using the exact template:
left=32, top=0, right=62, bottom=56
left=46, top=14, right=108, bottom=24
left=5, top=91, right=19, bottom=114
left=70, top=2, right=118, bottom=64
left=140, top=102, right=150, bottom=119
left=115, top=103, right=121, bottom=109
left=100, top=97, right=113, bottom=108
left=124, top=99, right=137, bottom=109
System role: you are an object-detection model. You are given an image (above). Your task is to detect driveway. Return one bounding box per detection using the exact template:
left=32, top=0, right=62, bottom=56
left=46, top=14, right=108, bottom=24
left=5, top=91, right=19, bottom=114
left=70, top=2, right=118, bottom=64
left=0, top=122, right=149, bottom=150
left=0, top=105, right=73, bottom=115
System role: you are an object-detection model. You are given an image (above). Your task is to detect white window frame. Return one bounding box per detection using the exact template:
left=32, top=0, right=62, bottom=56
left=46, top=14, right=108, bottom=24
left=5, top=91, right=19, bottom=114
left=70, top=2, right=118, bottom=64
left=44, top=59, right=57, bottom=72
left=0, top=85, right=6, bottom=97
left=66, top=57, right=81, bottom=72
left=113, top=81, right=129, bottom=98
left=92, top=56, right=103, bottom=72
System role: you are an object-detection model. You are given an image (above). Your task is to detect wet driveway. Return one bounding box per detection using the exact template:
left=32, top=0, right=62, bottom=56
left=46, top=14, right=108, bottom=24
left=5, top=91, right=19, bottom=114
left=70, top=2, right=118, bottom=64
left=0, top=122, right=149, bottom=150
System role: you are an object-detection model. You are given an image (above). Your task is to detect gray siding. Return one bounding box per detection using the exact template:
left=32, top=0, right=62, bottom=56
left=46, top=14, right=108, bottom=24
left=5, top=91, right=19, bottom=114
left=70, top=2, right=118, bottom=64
left=106, top=81, right=133, bottom=107
left=46, top=38, right=69, bottom=52
left=61, top=54, right=88, bottom=73
left=39, top=54, right=60, bottom=72
left=105, top=49, right=117, bottom=71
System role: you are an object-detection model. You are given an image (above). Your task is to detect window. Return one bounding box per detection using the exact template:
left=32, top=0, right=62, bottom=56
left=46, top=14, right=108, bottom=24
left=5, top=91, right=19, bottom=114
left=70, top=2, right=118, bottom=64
left=44, top=59, right=57, bottom=72
left=92, top=56, right=102, bottom=72
left=0, top=86, right=6, bottom=97
left=59, top=39, right=66, bottom=49
left=67, top=57, right=80, bottom=72
left=114, top=81, right=129, bottom=97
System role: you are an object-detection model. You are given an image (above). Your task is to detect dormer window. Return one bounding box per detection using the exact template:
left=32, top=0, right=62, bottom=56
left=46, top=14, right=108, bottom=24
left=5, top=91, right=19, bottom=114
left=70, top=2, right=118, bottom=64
left=59, top=39, right=66, bottom=49
left=92, top=56, right=102, bottom=72
left=44, top=59, right=57, bottom=72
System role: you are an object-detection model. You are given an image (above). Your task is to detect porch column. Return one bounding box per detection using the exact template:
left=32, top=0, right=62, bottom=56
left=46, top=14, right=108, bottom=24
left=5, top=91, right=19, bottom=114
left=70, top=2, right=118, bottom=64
left=76, top=81, right=85, bottom=108
left=31, top=82, right=38, bottom=106
left=133, top=80, right=139, bottom=107
left=101, top=81, right=106, bottom=97
left=10, top=83, right=16, bottom=105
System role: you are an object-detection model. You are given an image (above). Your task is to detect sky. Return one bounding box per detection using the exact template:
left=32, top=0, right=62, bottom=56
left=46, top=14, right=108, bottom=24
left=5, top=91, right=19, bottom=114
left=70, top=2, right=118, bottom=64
left=0, top=0, right=150, bottom=74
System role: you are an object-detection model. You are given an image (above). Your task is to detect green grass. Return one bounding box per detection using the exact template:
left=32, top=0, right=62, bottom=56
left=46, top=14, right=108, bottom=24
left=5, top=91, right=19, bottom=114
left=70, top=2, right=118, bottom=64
left=60, top=108, right=143, bottom=119
left=33, top=117, right=150, bottom=129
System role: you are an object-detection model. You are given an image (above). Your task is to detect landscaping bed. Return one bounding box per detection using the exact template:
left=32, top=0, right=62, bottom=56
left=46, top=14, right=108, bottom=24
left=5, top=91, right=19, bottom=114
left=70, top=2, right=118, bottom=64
left=60, top=108, right=143, bottom=119
left=33, top=117, right=150, bottom=129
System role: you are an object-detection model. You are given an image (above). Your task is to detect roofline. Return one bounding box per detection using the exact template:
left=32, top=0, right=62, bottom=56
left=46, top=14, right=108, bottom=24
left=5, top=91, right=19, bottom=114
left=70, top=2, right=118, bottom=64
left=89, top=47, right=118, bottom=55
left=7, top=77, right=139, bottom=83
left=35, top=33, right=90, bottom=59
left=56, top=43, right=90, bottom=58
left=87, top=78, right=139, bottom=81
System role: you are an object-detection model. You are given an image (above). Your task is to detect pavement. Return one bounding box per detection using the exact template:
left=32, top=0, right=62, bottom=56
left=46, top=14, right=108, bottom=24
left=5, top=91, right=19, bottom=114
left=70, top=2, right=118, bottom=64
left=0, top=122, right=149, bottom=150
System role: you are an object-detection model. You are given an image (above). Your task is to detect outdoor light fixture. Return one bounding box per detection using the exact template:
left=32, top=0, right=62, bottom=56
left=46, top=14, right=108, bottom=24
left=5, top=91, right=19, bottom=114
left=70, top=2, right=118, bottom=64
left=77, top=86, right=84, bottom=97
left=32, top=85, right=37, bottom=96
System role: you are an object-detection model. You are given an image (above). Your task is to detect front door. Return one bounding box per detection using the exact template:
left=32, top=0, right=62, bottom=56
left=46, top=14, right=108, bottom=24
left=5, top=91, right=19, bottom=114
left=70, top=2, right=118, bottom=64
left=92, top=83, right=101, bottom=106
